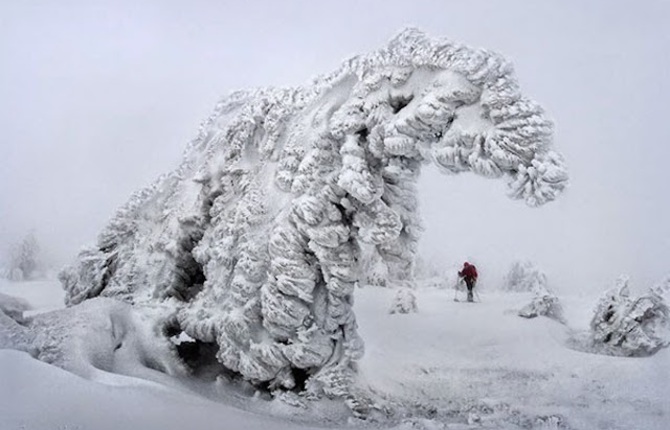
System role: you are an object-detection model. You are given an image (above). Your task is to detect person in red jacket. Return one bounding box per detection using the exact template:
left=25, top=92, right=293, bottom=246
left=458, top=262, right=478, bottom=302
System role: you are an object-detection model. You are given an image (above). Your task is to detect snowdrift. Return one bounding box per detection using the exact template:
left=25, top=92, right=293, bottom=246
left=58, top=28, right=568, bottom=394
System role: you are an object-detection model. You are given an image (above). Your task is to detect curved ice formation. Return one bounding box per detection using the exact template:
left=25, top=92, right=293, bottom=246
left=60, top=29, right=568, bottom=394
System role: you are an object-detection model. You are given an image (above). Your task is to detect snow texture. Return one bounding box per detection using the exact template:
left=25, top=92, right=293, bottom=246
left=389, top=288, right=418, bottom=314
left=59, top=29, right=568, bottom=394
left=589, top=276, right=670, bottom=357
left=0, top=291, right=31, bottom=323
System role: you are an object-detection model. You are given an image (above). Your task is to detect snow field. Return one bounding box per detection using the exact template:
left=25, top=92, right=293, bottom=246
left=353, top=286, right=670, bottom=429
left=1, top=279, right=668, bottom=429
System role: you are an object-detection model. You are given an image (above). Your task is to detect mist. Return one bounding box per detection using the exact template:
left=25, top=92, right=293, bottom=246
left=1, top=0, right=668, bottom=294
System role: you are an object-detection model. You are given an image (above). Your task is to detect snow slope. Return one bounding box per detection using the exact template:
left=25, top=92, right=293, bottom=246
left=2, top=278, right=668, bottom=429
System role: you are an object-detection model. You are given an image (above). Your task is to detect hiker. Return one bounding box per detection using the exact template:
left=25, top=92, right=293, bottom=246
left=458, top=262, right=478, bottom=302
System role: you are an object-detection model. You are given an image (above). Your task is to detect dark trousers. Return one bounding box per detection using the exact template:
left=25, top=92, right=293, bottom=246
left=465, top=278, right=475, bottom=302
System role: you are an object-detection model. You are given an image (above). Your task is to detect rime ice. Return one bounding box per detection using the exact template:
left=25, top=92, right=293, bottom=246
left=59, top=29, right=568, bottom=394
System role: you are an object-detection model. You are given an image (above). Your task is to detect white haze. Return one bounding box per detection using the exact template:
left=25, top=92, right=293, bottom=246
left=1, top=0, right=669, bottom=294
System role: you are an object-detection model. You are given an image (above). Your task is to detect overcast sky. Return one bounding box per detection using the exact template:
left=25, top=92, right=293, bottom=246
left=1, top=0, right=668, bottom=293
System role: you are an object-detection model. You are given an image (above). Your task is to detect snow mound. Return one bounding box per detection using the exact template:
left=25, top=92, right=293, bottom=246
left=3, top=297, right=187, bottom=385
left=59, top=28, right=568, bottom=395
left=0, top=291, right=32, bottom=323
left=589, top=277, right=670, bottom=357
left=518, top=287, right=566, bottom=324
left=389, top=288, right=418, bottom=314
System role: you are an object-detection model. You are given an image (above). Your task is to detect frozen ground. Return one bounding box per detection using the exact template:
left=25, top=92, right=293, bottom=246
left=1, top=278, right=668, bottom=429
left=354, top=287, right=669, bottom=429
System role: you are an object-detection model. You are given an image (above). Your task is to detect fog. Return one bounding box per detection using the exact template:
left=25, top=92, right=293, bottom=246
left=1, top=0, right=668, bottom=293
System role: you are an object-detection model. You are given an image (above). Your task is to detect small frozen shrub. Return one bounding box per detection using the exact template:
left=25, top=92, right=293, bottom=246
left=518, top=287, right=565, bottom=324
left=503, top=261, right=547, bottom=293
left=389, top=288, right=418, bottom=314
left=590, top=276, right=670, bottom=356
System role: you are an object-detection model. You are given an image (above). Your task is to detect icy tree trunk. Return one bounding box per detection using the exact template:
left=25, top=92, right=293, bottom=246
left=59, top=29, right=568, bottom=395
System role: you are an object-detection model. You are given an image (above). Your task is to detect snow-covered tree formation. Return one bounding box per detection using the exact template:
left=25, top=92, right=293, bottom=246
left=590, top=276, right=670, bottom=356
left=502, top=260, right=548, bottom=292
left=518, top=288, right=565, bottom=324
left=59, top=29, right=568, bottom=395
left=389, top=288, right=418, bottom=314
left=3, top=232, right=41, bottom=281
left=504, top=261, right=566, bottom=323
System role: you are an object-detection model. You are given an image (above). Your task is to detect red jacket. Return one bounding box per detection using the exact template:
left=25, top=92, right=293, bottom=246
left=459, top=263, right=478, bottom=281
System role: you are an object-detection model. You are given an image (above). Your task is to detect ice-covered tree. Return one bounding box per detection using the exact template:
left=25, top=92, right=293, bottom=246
left=590, top=276, right=670, bottom=356
left=389, top=288, right=418, bottom=314
left=502, top=260, right=547, bottom=293
left=506, top=260, right=565, bottom=323
left=5, top=232, right=41, bottom=281
left=59, top=29, right=568, bottom=396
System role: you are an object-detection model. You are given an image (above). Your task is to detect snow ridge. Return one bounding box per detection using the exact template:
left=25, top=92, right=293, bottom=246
left=59, top=29, right=568, bottom=394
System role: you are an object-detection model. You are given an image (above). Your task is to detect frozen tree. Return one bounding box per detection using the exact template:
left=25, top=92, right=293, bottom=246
left=59, top=29, right=568, bottom=396
left=512, top=261, right=565, bottom=323
left=502, top=260, right=547, bottom=292
left=590, top=276, right=670, bottom=356
left=5, top=232, right=41, bottom=281
left=389, top=288, right=418, bottom=314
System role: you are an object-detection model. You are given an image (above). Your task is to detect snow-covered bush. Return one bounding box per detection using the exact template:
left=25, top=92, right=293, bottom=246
left=590, top=276, right=670, bottom=357
left=502, top=260, right=547, bottom=292
left=518, top=287, right=565, bottom=324
left=59, top=29, right=567, bottom=396
left=389, top=288, right=418, bottom=314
